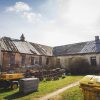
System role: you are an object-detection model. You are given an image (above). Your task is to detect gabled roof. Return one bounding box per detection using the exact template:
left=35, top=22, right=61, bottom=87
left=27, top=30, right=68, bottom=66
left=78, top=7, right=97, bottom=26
left=30, top=43, right=53, bottom=56
left=0, top=37, right=53, bottom=56
left=1, top=36, right=100, bottom=56
left=53, top=40, right=100, bottom=56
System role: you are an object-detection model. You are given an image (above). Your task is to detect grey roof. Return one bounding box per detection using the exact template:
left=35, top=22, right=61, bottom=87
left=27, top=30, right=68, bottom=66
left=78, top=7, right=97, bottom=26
left=30, top=43, right=53, bottom=56
left=0, top=37, right=53, bottom=56
left=53, top=40, right=100, bottom=56
left=13, top=41, right=40, bottom=54
left=1, top=36, right=100, bottom=56
left=80, top=41, right=96, bottom=53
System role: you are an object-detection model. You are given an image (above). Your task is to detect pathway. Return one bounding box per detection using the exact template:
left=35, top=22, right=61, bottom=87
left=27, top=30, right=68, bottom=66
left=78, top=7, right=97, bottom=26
left=39, top=81, right=79, bottom=100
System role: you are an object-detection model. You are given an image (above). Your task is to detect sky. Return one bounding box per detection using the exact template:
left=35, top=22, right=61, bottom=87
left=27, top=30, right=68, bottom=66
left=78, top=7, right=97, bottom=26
left=0, top=0, right=100, bottom=46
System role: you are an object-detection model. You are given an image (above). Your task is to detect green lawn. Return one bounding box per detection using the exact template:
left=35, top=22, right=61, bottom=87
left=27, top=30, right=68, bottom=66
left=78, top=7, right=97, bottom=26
left=51, top=85, right=84, bottom=100
left=0, top=76, right=83, bottom=100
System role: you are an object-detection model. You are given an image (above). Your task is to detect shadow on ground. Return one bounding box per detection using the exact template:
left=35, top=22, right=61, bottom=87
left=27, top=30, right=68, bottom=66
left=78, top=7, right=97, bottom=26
left=4, top=92, right=30, bottom=100
left=0, top=88, right=37, bottom=100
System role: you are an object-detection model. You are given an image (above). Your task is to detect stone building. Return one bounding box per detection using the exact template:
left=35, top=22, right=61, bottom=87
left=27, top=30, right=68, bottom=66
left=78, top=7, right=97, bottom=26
left=53, top=36, right=100, bottom=70
left=0, top=35, right=58, bottom=71
left=0, top=35, right=100, bottom=71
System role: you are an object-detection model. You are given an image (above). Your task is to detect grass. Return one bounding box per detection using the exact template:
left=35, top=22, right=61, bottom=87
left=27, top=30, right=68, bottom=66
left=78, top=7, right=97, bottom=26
left=51, top=85, right=84, bottom=100
left=0, top=76, right=83, bottom=100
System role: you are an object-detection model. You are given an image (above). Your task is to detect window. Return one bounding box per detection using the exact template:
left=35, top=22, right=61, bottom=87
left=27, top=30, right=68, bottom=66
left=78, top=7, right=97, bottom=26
left=35, top=60, right=38, bottom=64
left=31, top=57, right=34, bottom=65
left=57, top=58, right=60, bottom=65
left=39, top=56, right=42, bottom=65
left=46, top=57, right=49, bottom=65
left=21, top=55, right=26, bottom=65
left=34, top=57, right=38, bottom=64
left=90, top=56, right=97, bottom=66
left=9, top=53, right=15, bottom=65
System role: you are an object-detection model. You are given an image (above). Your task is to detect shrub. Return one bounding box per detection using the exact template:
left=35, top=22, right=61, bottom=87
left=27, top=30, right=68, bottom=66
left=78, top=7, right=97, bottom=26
left=61, top=74, right=66, bottom=79
left=42, top=78, right=47, bottom=82
left=46, top=77, right=52, bottom=81
left=68, top=57, right=90, bottom=75
left=53, top=76, right=59, bottom=80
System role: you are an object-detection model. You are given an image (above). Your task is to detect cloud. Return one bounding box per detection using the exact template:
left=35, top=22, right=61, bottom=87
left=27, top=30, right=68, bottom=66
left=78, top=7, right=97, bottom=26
left=6, top=2, right=31, bottom=12
left=22, top=12, right=42, bottom=22
left=6, top=2, right=42, bottom=23
left=3, top=0, right=100, bottom=46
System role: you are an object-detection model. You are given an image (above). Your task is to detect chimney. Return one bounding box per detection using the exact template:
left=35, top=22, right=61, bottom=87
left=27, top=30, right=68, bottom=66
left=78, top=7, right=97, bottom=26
left=95, top=36, right=99, bottom=42
left=95, top=36, right=100, bottom=52
left=20, top=34, right=25, bottom=41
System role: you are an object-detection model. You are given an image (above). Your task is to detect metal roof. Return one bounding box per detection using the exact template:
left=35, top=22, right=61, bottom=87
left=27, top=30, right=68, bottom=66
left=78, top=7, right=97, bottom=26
left=13, top=41, right=40, bottom=54
left=0, top=37, right=53, bottom=56
left=1, top=36, right=100, bottom=56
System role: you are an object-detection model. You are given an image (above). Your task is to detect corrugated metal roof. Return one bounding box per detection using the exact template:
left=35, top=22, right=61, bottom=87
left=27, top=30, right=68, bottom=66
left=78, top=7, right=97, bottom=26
left=0, top=37, right=18, bottom=52
left=0, top=37, right=53, bottom=56
left=1, top=36, right=100, bottom=56
left=30, top=43, right=53, bottom=56
left=13, top=41, right=40, bottom=54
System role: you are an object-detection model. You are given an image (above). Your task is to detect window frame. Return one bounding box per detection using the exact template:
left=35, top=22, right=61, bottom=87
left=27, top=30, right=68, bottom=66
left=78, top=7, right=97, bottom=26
left=31, top=57, right=35, bottom=65
left=46, top=57, right=49, bottom=65
left=90, top=56, right=97, bottom=66
left=21, top=55, right=26, bottom=65
left=39, top=56, right=42, bottom=65
left=9, top=53, right=15, bottom=65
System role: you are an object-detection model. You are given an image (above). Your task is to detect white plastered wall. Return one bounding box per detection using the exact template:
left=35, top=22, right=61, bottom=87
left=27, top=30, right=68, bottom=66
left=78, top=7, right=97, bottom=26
left=57, top=53, right=100, bottom=69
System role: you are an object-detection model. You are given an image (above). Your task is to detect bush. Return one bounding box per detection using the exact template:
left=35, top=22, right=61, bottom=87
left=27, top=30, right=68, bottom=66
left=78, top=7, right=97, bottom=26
left=42, top=78, right=47, bottom=82
left=45, top=77, right=52, bottom=81
left=68, top=57, right=91, bottom=75
left=53, top=76, right=59, bottom=80
left=61, top=74, right=66, bottom=79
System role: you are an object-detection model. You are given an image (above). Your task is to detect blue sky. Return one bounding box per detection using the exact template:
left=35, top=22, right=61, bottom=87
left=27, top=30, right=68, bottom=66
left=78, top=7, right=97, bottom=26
left=0, top=0, right=100, bottom=46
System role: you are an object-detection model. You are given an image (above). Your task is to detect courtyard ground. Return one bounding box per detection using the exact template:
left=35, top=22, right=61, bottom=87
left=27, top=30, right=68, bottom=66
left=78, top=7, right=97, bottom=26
left=0, top=76, right=83, bottom=100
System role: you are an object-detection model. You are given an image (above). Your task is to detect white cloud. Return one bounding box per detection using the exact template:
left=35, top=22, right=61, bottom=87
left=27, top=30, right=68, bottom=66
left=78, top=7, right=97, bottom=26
left=6, top=2, right=31, bottom=12
left=6, top=2, right=42, bottom=23
left=22, top=12, right=42, bottom=22
left=3, top=0, right=100, bottom=46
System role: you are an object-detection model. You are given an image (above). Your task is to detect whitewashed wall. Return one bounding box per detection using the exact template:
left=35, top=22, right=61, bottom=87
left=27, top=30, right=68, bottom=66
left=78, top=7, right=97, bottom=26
left=57, top=53, right=100, bottom=69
